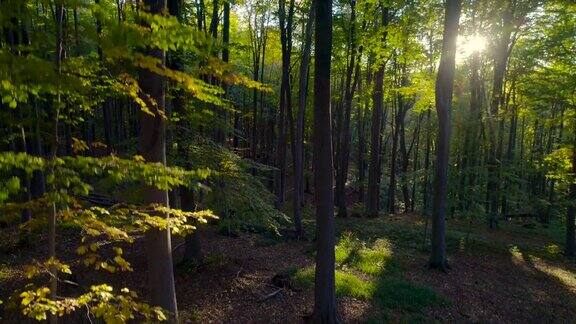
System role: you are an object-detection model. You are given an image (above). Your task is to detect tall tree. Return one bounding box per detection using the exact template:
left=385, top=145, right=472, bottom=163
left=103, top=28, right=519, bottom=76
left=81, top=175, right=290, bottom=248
left=335, top=0, right=358, bottom=218
left=566, top=143, right=576, bottom=257
left=365, top=7, right=389, bottom=218
left=276, top=0, right=295, bottom=207
left=429, top=0, right=461, bottom=271
left=139, top=0, right=179, bottom=320
left=48, top=3, right=65, bottom=323
left=293, top=3, right=315, bottom=238
left=486, top=0, right=514, bottom=229
left=311, top=0, right=337, bottom=320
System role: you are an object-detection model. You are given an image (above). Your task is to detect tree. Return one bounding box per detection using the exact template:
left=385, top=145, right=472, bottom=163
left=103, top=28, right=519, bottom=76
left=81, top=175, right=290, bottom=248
left=365, top=7, right=389, bottom=218
left=335, top=0, right=358, bottom=218
left=293, top=3, right=315, bottom=238
left=138, top=0, right=179, bottom=320
left=311, top=0, right=338, bottom=320
left=429, top=0, right=461, bottom=271
left=566, top=145, right=576, bottom=257
left=276, top=0, right=295, bottom=207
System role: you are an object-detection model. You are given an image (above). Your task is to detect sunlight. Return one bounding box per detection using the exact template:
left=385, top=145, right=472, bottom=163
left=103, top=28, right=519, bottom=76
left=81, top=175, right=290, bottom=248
left=456, top=34, right=487, bottom=63
left=530, top=256, right=576, bottom=293
left=509, top=246, right=576, bottom=294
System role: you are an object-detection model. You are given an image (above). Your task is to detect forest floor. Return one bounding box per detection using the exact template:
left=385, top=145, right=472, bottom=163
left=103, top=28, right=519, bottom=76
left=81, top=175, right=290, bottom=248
left=1, top=211, right=576, bottom=323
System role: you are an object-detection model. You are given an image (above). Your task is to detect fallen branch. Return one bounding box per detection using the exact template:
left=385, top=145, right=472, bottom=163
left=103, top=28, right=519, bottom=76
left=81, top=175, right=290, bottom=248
left=259, top=288, right=283, bottom=302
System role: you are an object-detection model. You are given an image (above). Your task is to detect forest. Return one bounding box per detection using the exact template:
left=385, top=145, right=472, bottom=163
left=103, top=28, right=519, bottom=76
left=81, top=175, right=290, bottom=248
left=0, top=0, right=574, bottom=322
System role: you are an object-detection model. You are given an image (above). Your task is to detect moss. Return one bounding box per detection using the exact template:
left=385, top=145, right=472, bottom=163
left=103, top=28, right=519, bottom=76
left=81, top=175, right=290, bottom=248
left=293, top=267, right=373, bottom=299
left=374, top=277, right=447, bottom=312
left=291, top=230, right=447, bottom=321
left=335, top=233, right=398, bottom=276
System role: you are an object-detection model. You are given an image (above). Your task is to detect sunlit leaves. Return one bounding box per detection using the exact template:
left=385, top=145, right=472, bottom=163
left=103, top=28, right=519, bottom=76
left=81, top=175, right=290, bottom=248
left=24, top=258, right=72, bottom=280
left=18, top=284, right=166, bottom=323
left=0, top=150, right=217, bottom=321
left=544, top=147, right=575, bottom=185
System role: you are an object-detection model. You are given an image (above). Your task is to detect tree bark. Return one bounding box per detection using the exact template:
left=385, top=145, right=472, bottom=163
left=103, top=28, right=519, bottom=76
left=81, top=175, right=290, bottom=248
left=356, top=69, right=368, bottom=203
left=487, top=0, right=513, bottom=229
left=429, top=0, right=461, bottom=271
left=565, top=138, right=576, bottom=257
left=335, top=0, right=358, bottom=218
left=139, top=0, right=178, bottom=320
left=292, top=4, right=314, bottom=238
left=209, top=0, right=219, bottom=38
left=365, top=9, right=389, bottom=218
left=276, top=0, right=295, bottom=208
left=181, top=187, right=203, bottom=264
left=311, top=0, right=337, bottom=320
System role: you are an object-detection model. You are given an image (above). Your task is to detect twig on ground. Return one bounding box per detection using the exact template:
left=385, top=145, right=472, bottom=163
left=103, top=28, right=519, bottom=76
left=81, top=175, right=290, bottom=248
left=259, top=288, right=283, bottom=302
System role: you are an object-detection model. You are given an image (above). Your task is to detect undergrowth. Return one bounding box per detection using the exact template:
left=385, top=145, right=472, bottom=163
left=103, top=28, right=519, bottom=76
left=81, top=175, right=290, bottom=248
left=290, top=231, right=447, bottom=321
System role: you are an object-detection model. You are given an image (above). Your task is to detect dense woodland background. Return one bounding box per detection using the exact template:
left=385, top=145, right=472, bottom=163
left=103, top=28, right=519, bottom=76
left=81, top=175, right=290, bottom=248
left=0, top=0, right=574, bottom=322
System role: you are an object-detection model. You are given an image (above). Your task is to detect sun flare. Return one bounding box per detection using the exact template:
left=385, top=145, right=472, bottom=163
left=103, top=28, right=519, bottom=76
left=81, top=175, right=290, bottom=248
left=457, top=34, right=487, bottom=62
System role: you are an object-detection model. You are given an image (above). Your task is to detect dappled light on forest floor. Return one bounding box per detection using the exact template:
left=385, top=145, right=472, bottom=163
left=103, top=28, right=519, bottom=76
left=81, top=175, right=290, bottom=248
left=532, top=258, right=576, bottom=293
left=509, top=244, right=576, bottom=293
left=1, top=215, right=575, bottom=322
left=291, top=232, right=446, bottom=322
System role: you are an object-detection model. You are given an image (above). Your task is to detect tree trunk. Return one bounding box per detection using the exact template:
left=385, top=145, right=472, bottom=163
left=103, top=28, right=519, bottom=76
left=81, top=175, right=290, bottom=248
left=209, top=0, right=219, bottom=38
left=365, top=9, right=389, bottom=218
left=276, top=0, right=295, bottom=207
left=422, top=109, right=432, bottom=215
left=356, top=72, right=368, bottom=203
left=181, top=187, right=203, bottom=264
left=311, top=0, right=337, bottom=320
left=429, top=0, right=461, bottom=271
left=565, top=137, right=575, bottom=257
left=388, top=92, right=400, bottom=213
left=335, top=0, right=358, bottom=218
left=293, top=4, right=314, bottom=238
left=139, top=0, right=178, bottom=320
left=487, top=1, right=513, bottom=229
left=250, top=20, right=261, bottom=161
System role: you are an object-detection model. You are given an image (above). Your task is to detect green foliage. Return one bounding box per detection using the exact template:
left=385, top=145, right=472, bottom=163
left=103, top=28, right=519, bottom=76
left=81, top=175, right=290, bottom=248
left=545, top=147, right=575, bottom=185
left=373, top=277, right=445, bottom=312
left=179, top=138, right=290, bottom=236
left=0, top=151, right=216, bottom=322
left=335, top=233, right=398, bottom=276
left=17, top=285, right=166, bottom=323
left=292, top=231, right=445, bottom=319
left=292, top=267, right=374, bottom=300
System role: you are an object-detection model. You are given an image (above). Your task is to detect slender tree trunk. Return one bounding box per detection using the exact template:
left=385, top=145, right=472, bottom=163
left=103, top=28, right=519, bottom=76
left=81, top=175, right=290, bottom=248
left=47, top=3, right=65, bottom=323
left=181, top=187, right=203, bottom=263
left=356, top=71, right=368, bottom=203
left=462, top=51, right=483, bottom=212
left=429, top=0, right=461, bottom=271
left=422, top=109, right=432, bottom=215
left=94, top=0, right=113, bottom=155
left=197, top=0, right=206, bottom=31
left=258, top=30, right=268, bottom=162
left=19, top=125, right=32, bottom=223
left=487, top=1, right=513, bottom=229
left=410, top=118, right=421, bottom=213
left=293, top=4, right=314, bottom=238
left=276, top=0, right=294, bottom=207
left=335, top=0, right=358, bottom=218
left=566, top=140, right=576, bottom=257
left=250, top=31, right=261, bottom=161
left=311, top=0, right=337, bottom=320
left=365, top=9, right=389, bottom=218
left=209, top=0, right=219, bottom=38
left=388, top=95, right=400, bottom=213
left=139, top=0, right=178, bottom=320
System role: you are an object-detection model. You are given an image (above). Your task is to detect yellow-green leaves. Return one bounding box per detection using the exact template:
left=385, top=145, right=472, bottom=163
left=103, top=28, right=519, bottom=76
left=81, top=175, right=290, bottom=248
left=1, top=151, right=215, bottom=322
left=24, top=258, right=71, bottom=280
left=18, top=284, right=167, bottom=323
